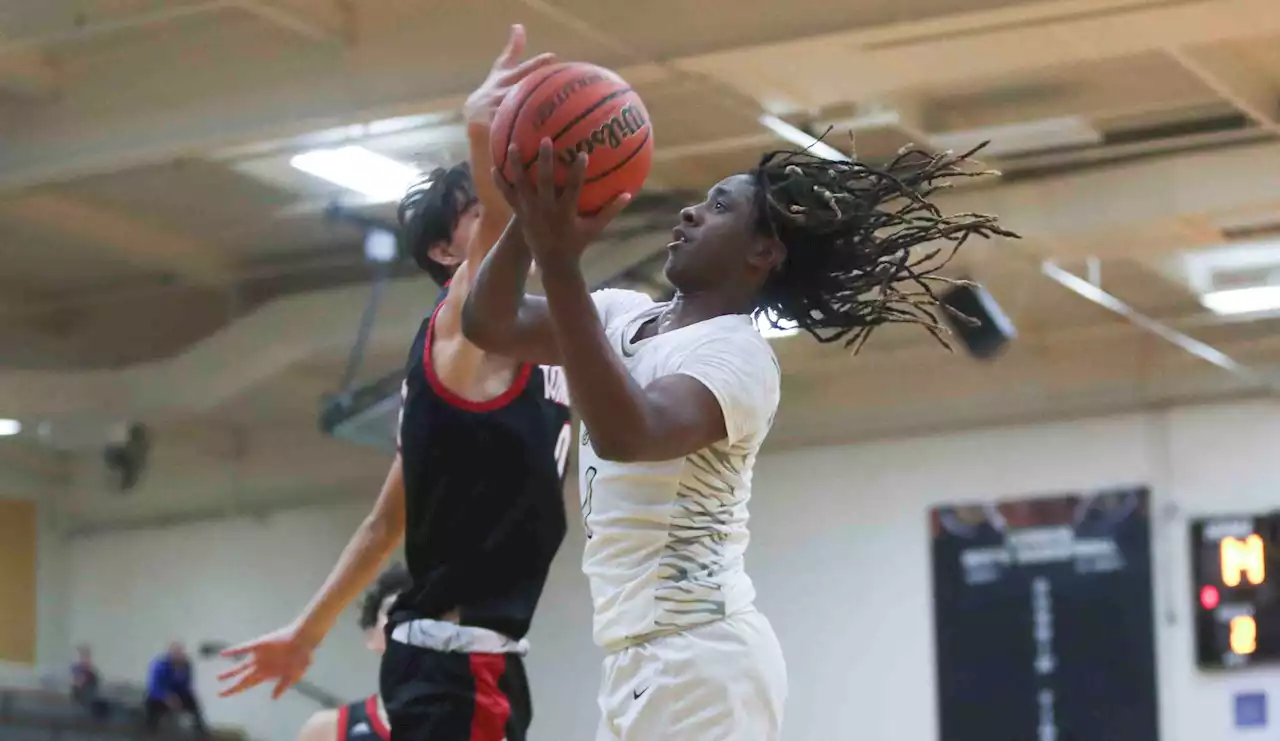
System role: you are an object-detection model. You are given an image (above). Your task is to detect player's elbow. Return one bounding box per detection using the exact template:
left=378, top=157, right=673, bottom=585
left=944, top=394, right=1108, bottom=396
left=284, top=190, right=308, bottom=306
left=590, top=427, right=656, bottom=463
left=364, top=502, right=403, bottom=548
left=361, top=514, right=399, bottom=552
left=591, top=437, right=634, bottom=463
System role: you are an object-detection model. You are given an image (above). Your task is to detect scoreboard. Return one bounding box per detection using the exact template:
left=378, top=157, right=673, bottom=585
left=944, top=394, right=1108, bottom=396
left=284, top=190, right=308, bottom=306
left=931, top=488, right=1158, bottom=741
left=1191, top=514, right=1280, bottom=668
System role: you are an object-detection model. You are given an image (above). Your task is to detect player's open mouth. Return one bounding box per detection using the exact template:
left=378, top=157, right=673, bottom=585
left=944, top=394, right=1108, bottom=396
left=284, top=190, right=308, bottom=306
left=668, top=226, right=689, bottom=250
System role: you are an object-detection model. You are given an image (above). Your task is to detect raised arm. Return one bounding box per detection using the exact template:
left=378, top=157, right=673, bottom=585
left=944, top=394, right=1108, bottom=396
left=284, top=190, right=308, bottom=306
left=537, top=259, right=730, bottom=461
left=432, top=25, right=555, bottom=342
left=493, top=143, right=779, bottom=461
left=460, top=217, right=562, bottom=365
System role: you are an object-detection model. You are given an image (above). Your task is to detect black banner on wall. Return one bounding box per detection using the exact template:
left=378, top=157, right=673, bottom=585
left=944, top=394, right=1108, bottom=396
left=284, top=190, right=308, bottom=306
left=930, top=486, right=1158, bottom=741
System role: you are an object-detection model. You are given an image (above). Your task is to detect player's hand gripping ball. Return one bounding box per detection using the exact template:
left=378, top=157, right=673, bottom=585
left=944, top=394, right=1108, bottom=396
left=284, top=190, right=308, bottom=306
left=491, top=61, right=654, bottom=215
left=496, top=138, right=634, bottom=264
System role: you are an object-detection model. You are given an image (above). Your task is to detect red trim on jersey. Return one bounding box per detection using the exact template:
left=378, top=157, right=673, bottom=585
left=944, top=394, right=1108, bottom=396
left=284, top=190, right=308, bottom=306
left=365, top=695, right=390, bottom=741
left=468, top=653, right=511, bottom=741
left=422, top=300, right=532, bottom=412
left=335, top=702, right=350, bottom=741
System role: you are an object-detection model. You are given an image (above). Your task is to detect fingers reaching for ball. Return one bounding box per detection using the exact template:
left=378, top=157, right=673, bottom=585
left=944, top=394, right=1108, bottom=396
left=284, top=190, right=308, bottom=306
left=500, top=53, right=558, bottom=87
left=535, top=139, right=558, bottom=211
left=493, top=141, right=630, bottom=264
left=489, top=61, right=653, bottom=214
left=501, top=140, right=588, bottom=211
left=491, top=24, right=527, bottom=72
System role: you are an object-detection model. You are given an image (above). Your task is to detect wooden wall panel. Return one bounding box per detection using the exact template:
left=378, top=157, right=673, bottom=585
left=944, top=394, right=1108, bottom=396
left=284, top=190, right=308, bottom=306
left=0, top=500, right=37, bottom=665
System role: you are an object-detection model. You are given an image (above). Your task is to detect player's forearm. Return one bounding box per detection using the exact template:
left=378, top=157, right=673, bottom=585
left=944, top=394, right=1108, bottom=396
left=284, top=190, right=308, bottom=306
left=464, top=122, right=511, bottom=268
left=537, top=259, right=652, bottom=461
left=296, top=520, right=401, bottom=639
left=462, top=219, right=535, bottom=351
left=468, top=122, right=510, bottom=229
left=295, top=463, right=405, bottom=644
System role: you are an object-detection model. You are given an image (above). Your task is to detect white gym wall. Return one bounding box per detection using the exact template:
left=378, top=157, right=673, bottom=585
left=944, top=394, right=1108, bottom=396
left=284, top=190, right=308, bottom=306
left=58, top=398, right=1280, bottom=741
left=67, top=500, right=387, bottom=741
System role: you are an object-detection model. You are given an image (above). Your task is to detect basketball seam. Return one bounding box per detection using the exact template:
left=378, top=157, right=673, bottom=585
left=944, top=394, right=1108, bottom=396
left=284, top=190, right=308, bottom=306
left=547, top=88, right=634, bottom=144
left=520, top=88, right=638, bottom=171
left=497, top=66, right=582, bottom=179
left=584, top=128, right=652, bottom=185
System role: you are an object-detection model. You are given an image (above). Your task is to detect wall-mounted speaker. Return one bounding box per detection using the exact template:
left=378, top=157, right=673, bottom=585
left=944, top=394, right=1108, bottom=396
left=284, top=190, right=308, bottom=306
left=103, top=422, right=150, bottom=493
left=940, top=282, right=1016, bottom=360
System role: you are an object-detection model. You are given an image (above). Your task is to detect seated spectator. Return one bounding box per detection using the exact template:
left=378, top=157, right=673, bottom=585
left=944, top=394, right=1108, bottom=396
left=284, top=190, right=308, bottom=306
left=145, top=642, right=208, bottom=738
left=70, top=645, right=109, bottom=719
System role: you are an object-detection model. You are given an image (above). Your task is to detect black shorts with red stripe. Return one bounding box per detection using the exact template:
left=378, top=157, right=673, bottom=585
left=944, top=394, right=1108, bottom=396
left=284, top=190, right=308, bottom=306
left=380, top=634, right=531, bottom=741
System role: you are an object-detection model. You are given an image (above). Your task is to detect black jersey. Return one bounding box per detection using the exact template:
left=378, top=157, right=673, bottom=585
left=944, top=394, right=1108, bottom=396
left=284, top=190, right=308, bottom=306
left=392, top=289, right=571, bottom=640
left=337, top=696, right=389, bottom=741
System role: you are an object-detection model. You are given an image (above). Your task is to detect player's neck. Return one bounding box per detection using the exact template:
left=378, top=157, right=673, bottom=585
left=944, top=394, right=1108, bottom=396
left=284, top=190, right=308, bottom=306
left=663, top=290, right=752, bottom=329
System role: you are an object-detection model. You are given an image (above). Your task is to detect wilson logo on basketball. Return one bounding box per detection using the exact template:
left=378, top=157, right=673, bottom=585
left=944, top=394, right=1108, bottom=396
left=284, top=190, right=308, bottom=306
left=531, top=74, right=606, bottom=129
left=557, top=103, right=648, bottom=167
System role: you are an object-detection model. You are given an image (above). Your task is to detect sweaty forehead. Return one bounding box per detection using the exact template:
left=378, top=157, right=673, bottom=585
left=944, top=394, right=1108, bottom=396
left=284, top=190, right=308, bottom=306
left=707, top=174, right=757, bottom=205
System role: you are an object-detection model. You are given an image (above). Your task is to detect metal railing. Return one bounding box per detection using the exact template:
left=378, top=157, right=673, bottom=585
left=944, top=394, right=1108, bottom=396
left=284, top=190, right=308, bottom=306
left=0, top=685, right=241, bottom=741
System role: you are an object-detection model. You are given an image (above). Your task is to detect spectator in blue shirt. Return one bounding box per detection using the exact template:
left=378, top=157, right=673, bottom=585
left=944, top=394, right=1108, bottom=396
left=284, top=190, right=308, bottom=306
left=144, top=642, right=208, bottom=737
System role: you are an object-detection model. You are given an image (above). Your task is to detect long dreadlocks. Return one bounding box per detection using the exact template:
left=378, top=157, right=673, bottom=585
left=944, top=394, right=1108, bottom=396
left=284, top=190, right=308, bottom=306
left=750, top=141, right=1020, bottom=351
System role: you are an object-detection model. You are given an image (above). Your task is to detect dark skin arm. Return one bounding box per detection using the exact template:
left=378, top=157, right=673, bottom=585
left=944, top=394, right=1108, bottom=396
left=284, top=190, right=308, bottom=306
left=536, top=259, right=728, bottom=461
left=494, top=140, right=728, bottom=462
left=460, top=218, right=562, bottom=366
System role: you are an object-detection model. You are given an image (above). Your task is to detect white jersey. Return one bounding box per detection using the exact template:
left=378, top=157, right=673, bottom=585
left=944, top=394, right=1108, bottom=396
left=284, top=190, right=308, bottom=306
left=580, top=289, right=782, bottom=652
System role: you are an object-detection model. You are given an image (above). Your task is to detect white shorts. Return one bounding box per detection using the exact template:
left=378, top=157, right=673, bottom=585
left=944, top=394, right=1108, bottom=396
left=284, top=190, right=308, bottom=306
left=594, top=609, right=787, bottom=741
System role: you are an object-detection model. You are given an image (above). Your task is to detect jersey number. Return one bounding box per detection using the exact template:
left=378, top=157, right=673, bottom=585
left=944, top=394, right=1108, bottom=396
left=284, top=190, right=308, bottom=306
left=554, top=422, right=572, bottom=479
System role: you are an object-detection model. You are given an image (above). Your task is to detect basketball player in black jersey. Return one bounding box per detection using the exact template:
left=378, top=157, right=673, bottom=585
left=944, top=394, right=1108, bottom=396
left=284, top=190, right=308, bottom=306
left=217, top=25, right=571, bottom=741
left=296, top=566, right=410, bottom=741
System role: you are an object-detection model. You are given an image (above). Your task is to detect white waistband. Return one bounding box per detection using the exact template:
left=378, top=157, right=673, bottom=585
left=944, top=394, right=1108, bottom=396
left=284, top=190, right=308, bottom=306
left=391, top=619, right=530, bottom=655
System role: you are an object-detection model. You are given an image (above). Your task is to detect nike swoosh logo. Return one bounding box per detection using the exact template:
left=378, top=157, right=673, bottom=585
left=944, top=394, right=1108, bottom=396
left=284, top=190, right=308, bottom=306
left=633, top=687, right=649, bottom=700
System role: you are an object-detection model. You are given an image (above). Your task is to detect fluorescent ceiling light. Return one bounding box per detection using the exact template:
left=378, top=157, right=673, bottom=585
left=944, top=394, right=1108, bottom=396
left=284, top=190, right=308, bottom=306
left=755, top=309, right=800, bottom=340
left=931, top=116, right=1100, bottom=158
left=290, top=145, right=420, bottom=203
left=1183, top=240, right=1280, bottom=273
left=758, top=115, right=850, bottom=162
left=0, top=419, right=21, bottom=437
left=1200, top=285, right=1280, bottom=316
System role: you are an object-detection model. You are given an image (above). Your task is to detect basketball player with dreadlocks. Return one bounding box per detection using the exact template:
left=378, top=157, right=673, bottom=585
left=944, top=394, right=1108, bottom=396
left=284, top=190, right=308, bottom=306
left=463, top=137, right=1018, bottom=740
left=217, top=26, right=573, bottom=741
left=296, top=565, right=410, bottom=741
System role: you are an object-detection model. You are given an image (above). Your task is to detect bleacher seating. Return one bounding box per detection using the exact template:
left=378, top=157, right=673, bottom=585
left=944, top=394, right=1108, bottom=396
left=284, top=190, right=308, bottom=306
left=0, top=686, right=244, bottom=741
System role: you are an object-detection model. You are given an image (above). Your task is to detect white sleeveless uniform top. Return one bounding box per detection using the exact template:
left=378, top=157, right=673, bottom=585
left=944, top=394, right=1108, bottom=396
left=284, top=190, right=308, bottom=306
left=581, top=289, right=782, bottom=652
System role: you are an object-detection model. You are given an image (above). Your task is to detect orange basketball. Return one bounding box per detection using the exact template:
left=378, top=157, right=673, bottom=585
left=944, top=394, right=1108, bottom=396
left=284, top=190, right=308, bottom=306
left=492, top=61, right=653, bottom=215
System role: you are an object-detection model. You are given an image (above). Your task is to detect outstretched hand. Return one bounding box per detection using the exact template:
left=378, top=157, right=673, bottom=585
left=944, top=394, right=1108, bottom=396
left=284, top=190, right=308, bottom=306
left=216, top=623, right=317, bottom=700
left=463, top=24, right=557, bottom=128
left=493, top=138, right=631, bottom=266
